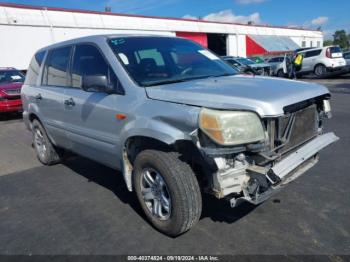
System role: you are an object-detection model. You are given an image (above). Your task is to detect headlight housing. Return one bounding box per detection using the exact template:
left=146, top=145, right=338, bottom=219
left=199, top=108, right=265, bottom=146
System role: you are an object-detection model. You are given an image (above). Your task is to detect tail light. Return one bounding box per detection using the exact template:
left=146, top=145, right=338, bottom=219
left=326, top=48, right=331, bottom=58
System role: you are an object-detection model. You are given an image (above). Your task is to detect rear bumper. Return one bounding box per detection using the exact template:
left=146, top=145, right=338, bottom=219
left=229, top=132, right=339, bottom=207
left=0, top=99, right=22, bottom=113
left=326, top=65, right=346, bottom=72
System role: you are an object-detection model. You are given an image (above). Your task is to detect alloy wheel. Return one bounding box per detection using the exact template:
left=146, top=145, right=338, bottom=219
left=34, top=128, right=47, bottom=159
left=140, top=167, right=171, bottom=220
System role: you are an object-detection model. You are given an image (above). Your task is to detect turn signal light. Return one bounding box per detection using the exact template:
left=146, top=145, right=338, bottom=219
left=116, top=114, right=126, bottom=120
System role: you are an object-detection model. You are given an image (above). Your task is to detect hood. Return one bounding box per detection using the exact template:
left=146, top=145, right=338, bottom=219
left=250, top=63, right=271, bottom=68
left=0, top=82, right=23, bottom=92
left=145, top=75, right=329, bottom=117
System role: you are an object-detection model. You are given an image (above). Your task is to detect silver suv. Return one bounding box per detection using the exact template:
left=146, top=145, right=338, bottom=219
left=22, top=35, right=338, bottom=236
left=297, top=46, right=346, bottom=77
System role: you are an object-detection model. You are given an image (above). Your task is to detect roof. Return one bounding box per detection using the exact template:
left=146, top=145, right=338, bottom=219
left=0, top=2, right=321, bottom=32
left=249, top=35, right=300, bottom=53
left=37, top=34, right=175, bottom=52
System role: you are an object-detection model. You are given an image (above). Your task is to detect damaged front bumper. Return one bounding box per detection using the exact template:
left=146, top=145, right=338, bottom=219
left=223, top=132, right=338, bottom=207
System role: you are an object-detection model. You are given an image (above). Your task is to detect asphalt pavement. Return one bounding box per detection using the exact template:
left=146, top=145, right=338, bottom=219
left=0, top=78, right=349, bottom=255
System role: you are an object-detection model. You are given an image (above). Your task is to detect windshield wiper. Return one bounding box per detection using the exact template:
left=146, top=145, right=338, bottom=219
left=143, top=78, right=190, bottom=87
left=143, top=73, right=234, bottom=87
left=212, top=73, right=233, bottom=77
left=143, top=75, right=216, bottom=87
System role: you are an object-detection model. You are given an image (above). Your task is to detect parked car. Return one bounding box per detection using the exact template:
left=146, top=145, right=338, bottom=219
left=296, top=46, right=347, bottom=77
left=0, top=67, right=25, bottom=114
left=266, top=56, right=287, bottom=77
left=343, top=51, right=350, bottom=71
left=249, top=56, right=265, bottom=64
left=222, top=56, right=272, bottom=76
left=22, top=35, right=338, bottom=236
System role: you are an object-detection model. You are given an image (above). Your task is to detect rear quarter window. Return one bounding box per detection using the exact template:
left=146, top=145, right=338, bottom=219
left=24, top=51, right=46, bottom=86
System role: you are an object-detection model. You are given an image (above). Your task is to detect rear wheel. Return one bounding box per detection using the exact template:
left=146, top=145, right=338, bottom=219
left=32, top=119, right=62, bottom=165
left=314, top=64, right=327, bottom=77
left=133, top=150, right=202, bottom=236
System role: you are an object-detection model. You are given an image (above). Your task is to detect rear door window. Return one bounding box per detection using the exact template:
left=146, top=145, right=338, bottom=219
left=43, top=46, right=72, bottom=87
left=304, top=49, right=322, bottom=58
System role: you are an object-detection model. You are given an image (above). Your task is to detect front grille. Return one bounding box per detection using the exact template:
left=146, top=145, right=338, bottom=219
left=272, top=105, right=318, bottom=153
left=4, top=89, right=21, bottom=95
left=5, top=95, right=21, bottom=100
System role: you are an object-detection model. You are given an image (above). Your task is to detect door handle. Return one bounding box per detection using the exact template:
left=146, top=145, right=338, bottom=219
left=35, top=93, right=42, bottom=100
left=64, top=98, right=75, bottom=106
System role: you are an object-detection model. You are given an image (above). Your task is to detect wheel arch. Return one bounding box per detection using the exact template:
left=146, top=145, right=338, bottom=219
left=314, top=63, right=326, bottom=72
left=121, top=134, right=202, bottom=192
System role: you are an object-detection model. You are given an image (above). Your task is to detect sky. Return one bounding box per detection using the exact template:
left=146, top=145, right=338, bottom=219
left=2, top=0, right=349, bottom=40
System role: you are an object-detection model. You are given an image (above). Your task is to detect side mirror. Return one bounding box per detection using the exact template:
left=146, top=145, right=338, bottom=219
left=82, top=75, right=114, bottom=94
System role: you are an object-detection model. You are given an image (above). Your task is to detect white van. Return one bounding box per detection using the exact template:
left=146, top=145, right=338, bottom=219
left=297, top=46, right=346, bottom=77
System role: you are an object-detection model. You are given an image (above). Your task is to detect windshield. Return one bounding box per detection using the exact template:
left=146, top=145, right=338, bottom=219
left=108, top=37, right=236, bottom=87
left=0, top=70, right=25, bottom=85
left=236, top=58, right=255, bottom=65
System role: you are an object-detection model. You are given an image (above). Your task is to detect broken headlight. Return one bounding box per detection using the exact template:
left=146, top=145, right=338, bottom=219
left=199, top=108, right=265, bottom=146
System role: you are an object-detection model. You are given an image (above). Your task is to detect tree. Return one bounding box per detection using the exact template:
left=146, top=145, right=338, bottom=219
left=323, top=39, right=333, bottom=46
left=333, top=30, right=350, bottom=49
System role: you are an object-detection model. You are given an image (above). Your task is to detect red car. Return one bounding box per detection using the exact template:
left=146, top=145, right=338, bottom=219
left=0, top=68, right=25, bottom=113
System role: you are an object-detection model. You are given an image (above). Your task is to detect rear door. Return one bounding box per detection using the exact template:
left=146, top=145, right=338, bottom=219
left=63, top=44, right=125, bottom=168
left=36, top=46, right=72, bottom=147
left=300, top=49, right=322, bottom=72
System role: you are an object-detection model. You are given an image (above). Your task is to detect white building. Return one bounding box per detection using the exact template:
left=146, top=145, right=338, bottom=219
left=0, top=3, right=323, bottom=70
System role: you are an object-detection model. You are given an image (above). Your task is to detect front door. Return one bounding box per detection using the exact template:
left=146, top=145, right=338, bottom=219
left=63, top=44, right=125, bottom=169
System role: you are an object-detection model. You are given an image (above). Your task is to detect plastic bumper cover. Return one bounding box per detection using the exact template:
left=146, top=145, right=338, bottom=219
left=230, top=132, right=339, bottom=207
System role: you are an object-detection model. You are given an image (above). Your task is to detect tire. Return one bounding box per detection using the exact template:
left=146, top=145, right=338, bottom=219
left=314, top=64, right=327, bottom=78
left=277, top=69, right=285, bottom=78
left=133, top=150, right=202, bottom=236
left=32, top=119, right=62, bottom=165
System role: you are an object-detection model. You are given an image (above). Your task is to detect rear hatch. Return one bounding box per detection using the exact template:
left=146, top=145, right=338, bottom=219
left=327, top=46, right=346, bottom=67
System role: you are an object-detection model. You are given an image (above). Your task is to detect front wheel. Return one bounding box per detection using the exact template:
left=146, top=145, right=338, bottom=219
left=277, top=69, right=285, bottom=78
left=133, top=150, right=202, bottom=236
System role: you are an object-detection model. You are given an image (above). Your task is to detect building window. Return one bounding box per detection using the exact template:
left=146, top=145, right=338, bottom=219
left=301, top=41, right=306, bottom=47
left=310, top=41, right=313, bottom=47
left=317, top=41, right=321, bottom=47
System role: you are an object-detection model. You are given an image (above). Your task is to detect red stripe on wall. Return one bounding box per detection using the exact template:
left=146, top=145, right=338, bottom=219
left=176, top=32, right=208, bottom=48
left=246, top=35, right=267, bottom=56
